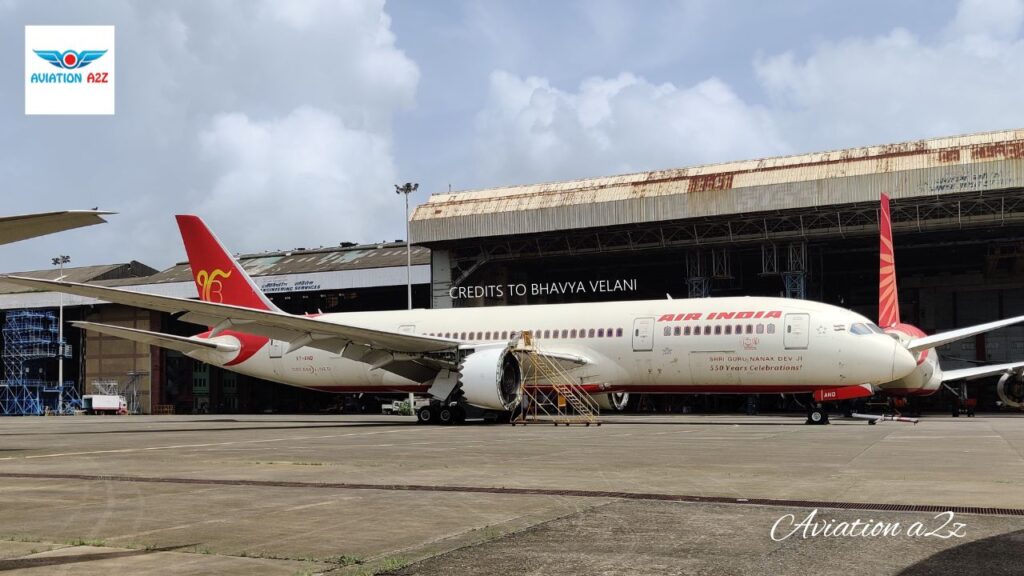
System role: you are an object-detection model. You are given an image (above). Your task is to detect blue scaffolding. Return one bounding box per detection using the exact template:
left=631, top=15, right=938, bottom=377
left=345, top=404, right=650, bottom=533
left=0, top=310, right=80, bottom=415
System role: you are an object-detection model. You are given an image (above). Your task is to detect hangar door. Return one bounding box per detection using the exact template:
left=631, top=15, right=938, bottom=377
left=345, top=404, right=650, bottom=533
left=783, top=313, right=810, bottom=350
left=633, top=317, right=654, bottom=351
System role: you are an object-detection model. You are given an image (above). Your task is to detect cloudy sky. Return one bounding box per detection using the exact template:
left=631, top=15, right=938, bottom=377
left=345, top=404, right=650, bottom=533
left=2, top=0, right=1024, bottom=272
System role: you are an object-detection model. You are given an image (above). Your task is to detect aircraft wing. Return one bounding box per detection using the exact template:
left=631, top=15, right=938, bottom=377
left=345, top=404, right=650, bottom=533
left=73, top=321, right=240, bottom=355
left=941, top=361, right=1024, bottom=382
left=906, top=315, right=1024, bottom=353
left=1, top=276, right=460, bottom=357
left=0, top=210, right=115, bottom=245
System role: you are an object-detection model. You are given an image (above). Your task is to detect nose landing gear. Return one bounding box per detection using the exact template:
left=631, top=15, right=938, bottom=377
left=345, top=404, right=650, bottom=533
left=806, top=403, right=830, bottom=425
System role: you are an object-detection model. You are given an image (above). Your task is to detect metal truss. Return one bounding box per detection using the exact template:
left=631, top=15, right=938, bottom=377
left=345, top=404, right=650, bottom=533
left=443, top=188, right=1024, bottom=287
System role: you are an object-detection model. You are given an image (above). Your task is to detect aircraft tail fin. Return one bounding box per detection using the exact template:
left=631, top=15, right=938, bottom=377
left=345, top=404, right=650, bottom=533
left=175, top=215, right=281, bottom=312
left=879, top=193, right=901, bottom=328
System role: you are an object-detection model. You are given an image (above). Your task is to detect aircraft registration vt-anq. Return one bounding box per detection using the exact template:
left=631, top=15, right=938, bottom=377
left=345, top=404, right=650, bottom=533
left=3, top=197, right=1023, bottom=425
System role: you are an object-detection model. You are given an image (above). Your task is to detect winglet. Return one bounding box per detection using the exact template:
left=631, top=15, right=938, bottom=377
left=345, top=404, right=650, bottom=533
left=879, top=193, right=901, bottom=328
left=175, top=215, right=280, bottom=312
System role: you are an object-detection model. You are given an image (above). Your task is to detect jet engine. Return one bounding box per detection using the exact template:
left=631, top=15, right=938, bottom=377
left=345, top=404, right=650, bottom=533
left=997, top=371, right=1024, bottom=409
left=594, top=392, right=630, bottom=412
left=459, top=346, right=522, bottom=411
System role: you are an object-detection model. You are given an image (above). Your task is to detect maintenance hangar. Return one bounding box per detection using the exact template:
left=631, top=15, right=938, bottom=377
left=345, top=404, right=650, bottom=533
left=411, top=128, right=1024, bottom=412
left=0, top=242, right=430, bottom=414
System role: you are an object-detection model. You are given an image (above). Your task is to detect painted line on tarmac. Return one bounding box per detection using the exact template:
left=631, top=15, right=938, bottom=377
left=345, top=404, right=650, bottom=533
left=11, top=428, right=437, bottom=460
left=0, top=471, right=1021, bottom=518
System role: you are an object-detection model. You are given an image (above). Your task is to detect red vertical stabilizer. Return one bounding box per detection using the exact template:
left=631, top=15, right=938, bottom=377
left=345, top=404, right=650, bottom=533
left=175, top=215, right=279, bottom=312
left=878, top=194, right=901, bottom=328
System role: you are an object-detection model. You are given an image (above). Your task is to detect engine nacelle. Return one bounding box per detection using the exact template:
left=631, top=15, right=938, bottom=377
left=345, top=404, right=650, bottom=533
left=997, top=371, right=1024, bottom=409
left=459, top=346, right=522, bottom=411
left=594, top=392, right=630, bottom=412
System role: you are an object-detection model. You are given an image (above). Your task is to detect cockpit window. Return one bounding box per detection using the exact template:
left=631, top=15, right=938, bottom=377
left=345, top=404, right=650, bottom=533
left=867, top=323, right=885, bottom=334
left=849, top=323, right=872, bottom=335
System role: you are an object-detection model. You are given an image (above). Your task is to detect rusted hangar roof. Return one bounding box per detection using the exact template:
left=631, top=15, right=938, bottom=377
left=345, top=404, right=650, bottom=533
left=104, top=242, right=431, bottom=287
left=0, top=242, right=431, bottom=308
left=410, top=128, right=1024, bottom=244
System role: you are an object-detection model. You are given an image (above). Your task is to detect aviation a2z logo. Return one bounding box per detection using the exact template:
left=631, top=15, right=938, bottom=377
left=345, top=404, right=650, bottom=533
left=33, top=50, right=109, bottom=83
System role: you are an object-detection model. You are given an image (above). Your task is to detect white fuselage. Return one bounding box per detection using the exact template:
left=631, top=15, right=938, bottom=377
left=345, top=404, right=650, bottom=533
left=187, top=296, right=918, bottom=401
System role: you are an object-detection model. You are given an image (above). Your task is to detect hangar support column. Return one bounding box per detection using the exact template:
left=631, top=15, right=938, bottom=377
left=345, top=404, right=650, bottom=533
left=686, top=250, right=709, bottom=298
left=783, top=242, right=807, bottom=300
left=431, top=249, right=453, bottom=309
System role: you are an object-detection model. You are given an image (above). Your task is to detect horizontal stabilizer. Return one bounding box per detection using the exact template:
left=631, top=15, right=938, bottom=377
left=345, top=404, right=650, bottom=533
left=942, top=361, right=1024, bottom=382
left=72, top=321, right=239, bottom=355
left=906, top=315, right=1024, bottom=353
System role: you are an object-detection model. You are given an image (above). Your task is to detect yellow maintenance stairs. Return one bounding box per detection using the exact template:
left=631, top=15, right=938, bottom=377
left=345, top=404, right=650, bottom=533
left=511, top=331, right=601, bottom=426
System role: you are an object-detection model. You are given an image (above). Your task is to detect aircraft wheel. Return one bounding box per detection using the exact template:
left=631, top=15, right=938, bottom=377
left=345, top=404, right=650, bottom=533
left=417, top=405, right=435, bottom=425
left=438, top=406, right=456, bottom=425
left=453, top=406, right=466, bottom=424
left=807, top=407, right=829, bottom=425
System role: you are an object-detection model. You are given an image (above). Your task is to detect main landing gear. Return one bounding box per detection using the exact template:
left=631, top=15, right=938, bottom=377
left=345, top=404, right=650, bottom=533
left=806, top=403, right=830, bottom=425
left=416, top=402, right=466, bottom=425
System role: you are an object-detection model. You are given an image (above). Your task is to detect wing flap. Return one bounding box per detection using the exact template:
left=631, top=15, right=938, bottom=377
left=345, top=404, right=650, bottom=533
left=73, top=321, right=239, bottom=355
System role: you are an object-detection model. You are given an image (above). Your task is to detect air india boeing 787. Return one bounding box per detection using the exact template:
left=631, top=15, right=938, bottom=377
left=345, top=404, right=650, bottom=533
left=3, top=205, right=1022, bottom=424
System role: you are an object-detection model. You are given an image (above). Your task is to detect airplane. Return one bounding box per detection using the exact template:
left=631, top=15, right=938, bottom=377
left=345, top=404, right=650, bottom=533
left=872, top=193, right=1024, bottom=414
left=1, top=212, right=1021, bottom=426
left=0, top=210, right=114, bottom=245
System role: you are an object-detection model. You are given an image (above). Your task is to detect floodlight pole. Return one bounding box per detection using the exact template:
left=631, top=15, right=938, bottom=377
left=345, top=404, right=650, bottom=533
left=395, top=182, right=418, bottom=310
left=52, top=254, right=70, bottom=414
left=395, top=182, right=419, bottom=418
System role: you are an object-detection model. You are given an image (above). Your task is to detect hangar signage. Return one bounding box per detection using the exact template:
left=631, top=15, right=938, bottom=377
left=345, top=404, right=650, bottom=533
left=449, top=278, right=637, bottom=299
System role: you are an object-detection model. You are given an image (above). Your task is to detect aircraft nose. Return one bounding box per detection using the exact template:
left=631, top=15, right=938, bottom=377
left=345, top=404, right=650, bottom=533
left=891, top=340, right=917, bottom=379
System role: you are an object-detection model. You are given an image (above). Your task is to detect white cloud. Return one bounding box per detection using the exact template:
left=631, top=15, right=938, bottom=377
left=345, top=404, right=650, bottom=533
left=754, top=7, right=1024, bottom=149
left=474, top=0, right=1024, bottom=185
left=947, top=0, right=1024, bottom=40
left=0, top=0, right=417, bottom=271
left=197, top=107, right=398, bottom=250
left=475, top=71, right=789, bottom=185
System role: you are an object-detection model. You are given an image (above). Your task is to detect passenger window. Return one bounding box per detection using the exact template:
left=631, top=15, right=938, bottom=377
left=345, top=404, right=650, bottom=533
left=745, top=325, right=753, bottom=334
left=767, top=324, right=776, bottom=334
left=502, top=331, right=508, bottom=339
left=756, top=324, right=763, bottom=334
left=673, top=326, right=681, bottom=336
left=589, top=329, right=596, bottom=338
left=477, top=331, right=483, bottom=340
left=663, top=326, right=671, bottom=336
left=562, top=329, right=568, bottom=338
left=571, top=329, right=577, bottom=338
left=616, top=328, right=623, bottom=337
left=714, top=325, right=722, bottom=335
left=704, top=326, right=711, bottom=335
left=541, top=330, right=548, bottom=338
left=485, top=331, right=491, bottom=340
left=735, top=324, right=742, bottom=334
left=684, top=326, right=691, bottom=336
left=725, top=326, right=732, bottom=335
left=597, top=328, right=605, bottom=338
